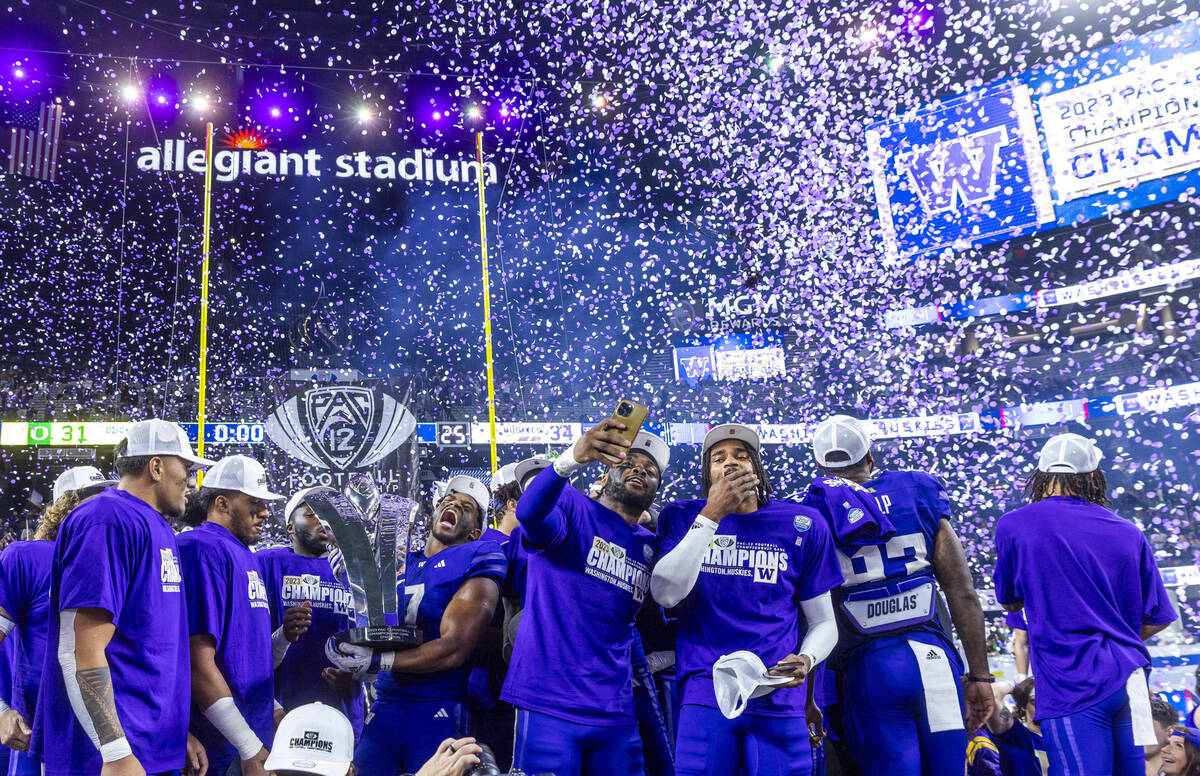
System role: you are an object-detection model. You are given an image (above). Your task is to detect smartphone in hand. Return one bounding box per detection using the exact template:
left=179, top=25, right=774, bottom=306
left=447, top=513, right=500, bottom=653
left=602, top=400, right=649, bottom=464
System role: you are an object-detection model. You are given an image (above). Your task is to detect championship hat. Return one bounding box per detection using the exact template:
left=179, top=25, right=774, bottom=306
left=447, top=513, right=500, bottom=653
left=812, top=415, right=871, bottom=467
left=443, top=474, right=490, bottom=517
left=1037, top=433, right=1103, bottom=474
left=284, top=486, right=336, bottom=523
left=702, top=423, right=761, bottom=455
left=201, top=455, right=285, bottom=500
left=629, top=430, right=670, bottom=475
left=122, top=419, right=215, bottom=468
left=52, top=466, right=119, bottom=503
left=263, top=702, right=354, bottom=776
left=513, top=455, right=554, bottom=488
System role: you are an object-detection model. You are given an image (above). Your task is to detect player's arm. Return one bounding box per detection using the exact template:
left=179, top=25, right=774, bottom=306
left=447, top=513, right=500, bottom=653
left=984, top=680, right=1016, bottom=735
left=388, top=577, right=501, bottom=675
left=189, top=634, right=269, bottom=771
left=1012, top=627, right=1029, bottom=677
left=518, top=420, right=633, bottom=546
left=60, top=607, right=141, bottom=772
left=0, top=603, right=28, bottom=752
left=1142, top=621, right=1171, bottom=640
left=930, top=519, right=994, bottom=729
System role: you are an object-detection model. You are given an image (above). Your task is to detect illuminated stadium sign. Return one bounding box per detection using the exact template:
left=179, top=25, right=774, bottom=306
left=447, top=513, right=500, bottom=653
left=672, top=332, right=787, bottom=384
left=868, top=18, right=1200, bottom=262
left=0, top=422, right=265, bottom=446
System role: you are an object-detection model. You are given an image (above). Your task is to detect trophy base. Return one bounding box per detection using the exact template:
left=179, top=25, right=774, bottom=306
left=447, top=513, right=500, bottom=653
left=338, top=626, right=424, bottom=650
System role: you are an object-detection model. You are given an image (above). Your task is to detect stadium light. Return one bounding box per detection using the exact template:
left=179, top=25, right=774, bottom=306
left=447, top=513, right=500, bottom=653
left=121, top=83, right=141, bottom=102
left=357, top=106, right=372, bottom=122
left=591, top=94, right=607, bottom=109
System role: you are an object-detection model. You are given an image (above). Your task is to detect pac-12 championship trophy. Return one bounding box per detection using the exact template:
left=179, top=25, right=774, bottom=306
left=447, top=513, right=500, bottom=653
left=305, top=472, right=424, bottom=649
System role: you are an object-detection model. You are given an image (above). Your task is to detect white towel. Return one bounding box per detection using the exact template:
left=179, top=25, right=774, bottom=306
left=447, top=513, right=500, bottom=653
left=1127, top=668, right=1156, bottom=747
left=712, top=651, right=794, bottom=720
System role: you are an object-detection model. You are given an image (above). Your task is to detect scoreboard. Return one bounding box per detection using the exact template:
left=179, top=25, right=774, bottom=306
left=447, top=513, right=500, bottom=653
left=0, top=422, right=266, bottom=446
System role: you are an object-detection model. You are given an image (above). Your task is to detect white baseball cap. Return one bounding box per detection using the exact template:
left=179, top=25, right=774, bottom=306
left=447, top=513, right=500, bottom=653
left=284, top=486, right=336, bottom=523
left=263, top=702, right=354, bottom=776
left=513, top=455, right=554, bottom=488
left=443, top=475, right=490, bottom=517
left=712, top=650, right=793, bottom=720
left=703, top=423, right=761, bottom=455
left=812, top=415, right=871, bottom=467
left=122, top=419, right=215, bottom=468
left=52, top=466, right=119, bottom=503
left=1038, top=433, right=1103, bottom=474
left=629, top=430, right=670, bottom=475
left=491, top=462, right=519, bottom=493
left=201, top=455, right=284, bottom=500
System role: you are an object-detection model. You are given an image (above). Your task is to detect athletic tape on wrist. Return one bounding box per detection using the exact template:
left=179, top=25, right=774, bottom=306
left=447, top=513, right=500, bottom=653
left=379, top=651, right=395, bottom=673
left=271, top=625, right=291, bottom=666
left=0, top=698, right=10, bottom=715
left=99, top=736, right=133, bottom=763
left=0, top=616, right=15, bottom=636
left=203, top=697, right=263, bottom=760
left=553, top=444, right=582, bottom=477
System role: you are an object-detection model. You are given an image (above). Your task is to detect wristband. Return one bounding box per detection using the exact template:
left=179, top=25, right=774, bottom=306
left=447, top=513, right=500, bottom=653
left=100, top=736, right=133, bottom=763
left=379, top=651, right=395, bottom=673
left=0, top=616, right=14, bottom=636
left=966, top=675, right=996, bottom=684
left=553, top=444, right=582, bottom=477
left=0, top=698, right=10, bottom=715
left=202, top=697, right=263, bottom=760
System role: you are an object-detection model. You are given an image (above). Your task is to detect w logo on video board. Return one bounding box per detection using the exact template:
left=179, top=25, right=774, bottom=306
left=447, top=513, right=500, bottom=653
left=866, top=82, right=1054, bottom=264
left=263, top=384, right=416, bottom=470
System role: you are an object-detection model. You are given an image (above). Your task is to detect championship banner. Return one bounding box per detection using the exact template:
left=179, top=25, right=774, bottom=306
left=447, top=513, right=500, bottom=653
left=866, top=81, right=1054, bottom=264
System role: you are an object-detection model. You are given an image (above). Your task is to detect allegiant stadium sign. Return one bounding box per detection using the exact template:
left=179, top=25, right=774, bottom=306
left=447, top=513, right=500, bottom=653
left=136, top=139, right=498, bottom=185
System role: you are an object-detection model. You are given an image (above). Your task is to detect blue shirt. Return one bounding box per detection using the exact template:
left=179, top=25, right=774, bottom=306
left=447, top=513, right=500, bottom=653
left=0, top=540, right=52, bottom=719
left=255, top=547, right=363, bottom=734
left=502, top=468, right=658, bottom=725
left=993, top=720, right=1046, bottom=776
left=375, top=539, right=505, bottom=703
left=178, top=522, right=275, bottom=766
left=657, top=498, right=844, bottom=716
left=32, top=488, right=191, bottom=775
left=993, top=496, right=1176, bottom=721
left=502, top=525, right=530, bottom=605
left=803, top=469, right=956, bottom=667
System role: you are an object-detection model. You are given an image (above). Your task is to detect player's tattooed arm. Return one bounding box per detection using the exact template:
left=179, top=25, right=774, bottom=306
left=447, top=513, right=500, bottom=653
left=75, top=666, right=124, bottom=744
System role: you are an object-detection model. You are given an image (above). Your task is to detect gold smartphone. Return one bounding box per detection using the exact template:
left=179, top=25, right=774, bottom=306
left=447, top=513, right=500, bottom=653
left=602, top=400, right=649, bottom=464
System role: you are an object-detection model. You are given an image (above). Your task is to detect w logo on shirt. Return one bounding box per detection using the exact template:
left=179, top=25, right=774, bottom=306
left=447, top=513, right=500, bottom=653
left=896, top=126, right=1009, bottom=215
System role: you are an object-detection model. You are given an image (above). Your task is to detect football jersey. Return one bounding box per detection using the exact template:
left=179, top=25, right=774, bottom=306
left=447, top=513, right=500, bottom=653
left=803, top=469, right=955, bottom=666
left=0, top=540, right=52, bottom=719
left=657, top=499, right=844, bottom=716
left=178, top=522, right=275, bottom=767
left=467, top=529, right=511, bottom=710
left=255, top=547, right=363, bottom=732
left=375, top=539, right=506, bottom=703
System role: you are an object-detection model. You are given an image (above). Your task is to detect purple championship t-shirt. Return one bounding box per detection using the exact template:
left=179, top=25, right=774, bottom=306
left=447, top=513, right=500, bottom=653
left=255, top=546, right=363, bottom=734
left=502, top=525, right=530, bottom=605
left=993, top=496, right=1176, bottom=721
left=376, top=539, right=506, bottom=702
left=0, top=540, right=52, bottom=720
left=658, top=499, right=844, bottom=716
left=32, top=488, right=191, bottom=775
left=502, top=470, right=658, bottom=725
left=178, top=522, right=275, bottom=767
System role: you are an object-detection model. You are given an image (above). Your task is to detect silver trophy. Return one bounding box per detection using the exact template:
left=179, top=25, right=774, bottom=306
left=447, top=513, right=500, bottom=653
left=306, top=473, right=423, bottom=649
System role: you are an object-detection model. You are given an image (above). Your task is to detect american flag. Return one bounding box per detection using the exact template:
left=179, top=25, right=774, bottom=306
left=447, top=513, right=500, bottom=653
left=5, top=101, right=64, bottom=181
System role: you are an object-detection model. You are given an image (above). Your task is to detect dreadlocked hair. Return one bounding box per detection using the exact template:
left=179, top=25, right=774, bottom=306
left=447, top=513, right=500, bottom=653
left=1024, top=469, right=1111, bottom=507
left=701, top=443, right=772, bottom=508
left=35, top=488, right=84, bottom=541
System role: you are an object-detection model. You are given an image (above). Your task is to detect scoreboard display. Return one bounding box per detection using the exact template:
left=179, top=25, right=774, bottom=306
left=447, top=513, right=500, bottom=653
left=0, top=421, right=266, bottom=446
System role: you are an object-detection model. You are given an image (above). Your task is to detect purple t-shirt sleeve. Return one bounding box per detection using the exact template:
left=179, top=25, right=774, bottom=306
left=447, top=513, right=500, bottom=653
left=1005, top=609, right=1027, bottom=630
left=0, top=546, right=25, bottom=622
left=515, top=467, right=571, bottom=549
left=1139, top=535, right=1177, bottom=625
left=656, top=502, right=692, bottom=556
left=58, top=514, right=134, bottom=618
left=795, top=512, right=845, bottom=601
left=992, top=518, right=1019, bottom=606
left=183, top=550, right=228, bottom=647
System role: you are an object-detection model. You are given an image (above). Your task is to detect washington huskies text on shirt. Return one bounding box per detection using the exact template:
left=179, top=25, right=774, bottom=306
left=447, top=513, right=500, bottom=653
left=247, top=570, right=270, bottom=609
left=160, top=548, right=182, bottom=593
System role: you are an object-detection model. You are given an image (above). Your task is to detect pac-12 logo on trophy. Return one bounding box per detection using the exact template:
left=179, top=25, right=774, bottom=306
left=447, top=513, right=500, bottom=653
left=264, top=384, right=416, bottom=471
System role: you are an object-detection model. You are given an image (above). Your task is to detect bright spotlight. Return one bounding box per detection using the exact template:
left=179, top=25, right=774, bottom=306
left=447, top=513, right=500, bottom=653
left=270, top=107, right=281, bottom=118
left=467, top=105, right=482, bottom=119
left=591, top=94, right=607, bottom=109
left=357, top=106, right=372, bottom=122
left=191, top=95, right=210, bottom=113
left=121, top=83, right=141, bottom=102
